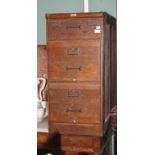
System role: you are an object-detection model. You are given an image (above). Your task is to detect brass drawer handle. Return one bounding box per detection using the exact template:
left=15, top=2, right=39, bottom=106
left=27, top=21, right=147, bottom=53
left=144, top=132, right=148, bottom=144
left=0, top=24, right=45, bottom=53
left=65, top=25, right=81, bottom=29
left=66, top=48, right=80, bottom=56
left=67, top=90, right=80, bottom=97
left=65, top=66, right=82, bottom=71
left=64, top=108, right=83, bottom=113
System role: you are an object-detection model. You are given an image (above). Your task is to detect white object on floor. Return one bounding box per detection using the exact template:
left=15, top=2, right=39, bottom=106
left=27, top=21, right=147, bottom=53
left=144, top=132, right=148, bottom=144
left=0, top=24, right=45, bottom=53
left=37, top=118, right=48, bottom=132
left=37, top=77, right=48, bottom=122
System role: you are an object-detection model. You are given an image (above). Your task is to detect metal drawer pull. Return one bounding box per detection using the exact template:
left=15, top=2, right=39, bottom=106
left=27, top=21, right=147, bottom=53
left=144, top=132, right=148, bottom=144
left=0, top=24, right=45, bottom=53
left=65, top=66, right=82, bottom=71
left=65, top=25, right=81, bottom=29
left=68, top=90, right=80, bottom=97
left=64, top=108, right=83, bottom=112
left=66, top=48, right=80, bottom=55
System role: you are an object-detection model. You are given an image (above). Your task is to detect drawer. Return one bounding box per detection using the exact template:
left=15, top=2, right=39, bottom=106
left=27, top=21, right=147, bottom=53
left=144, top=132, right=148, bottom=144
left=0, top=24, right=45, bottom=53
left=61, top=135, right=93, bottom=148
left=49, top=123, right=102, bottom=136
left=49, top=83, right=101, bottom=124
left=47, top=18, right=102, bottom=40
left=48, top=40, right=100, bottom=62
left=48, top=40, right=100, bottom=82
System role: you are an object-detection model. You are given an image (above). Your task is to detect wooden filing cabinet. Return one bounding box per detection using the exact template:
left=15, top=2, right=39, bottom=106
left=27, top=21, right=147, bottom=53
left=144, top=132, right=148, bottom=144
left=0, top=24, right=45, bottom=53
left=45, top=12, right=116, bottom=154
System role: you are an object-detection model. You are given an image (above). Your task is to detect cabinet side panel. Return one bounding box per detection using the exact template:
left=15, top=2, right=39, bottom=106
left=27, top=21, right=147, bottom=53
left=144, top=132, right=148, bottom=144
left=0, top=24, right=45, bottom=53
left=110, top=18, right=117, bottom=111
left=104, top=16, right=111, bottom=122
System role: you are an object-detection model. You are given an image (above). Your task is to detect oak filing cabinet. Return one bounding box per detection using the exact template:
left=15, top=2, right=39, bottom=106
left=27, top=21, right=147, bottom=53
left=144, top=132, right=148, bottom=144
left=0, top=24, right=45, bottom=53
left=45, top=12, right=116, bottom=155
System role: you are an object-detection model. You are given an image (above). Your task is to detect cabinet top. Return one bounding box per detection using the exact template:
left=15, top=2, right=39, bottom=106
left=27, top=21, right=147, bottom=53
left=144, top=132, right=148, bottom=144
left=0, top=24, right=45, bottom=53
left=46, top=12, right=110, bottom=19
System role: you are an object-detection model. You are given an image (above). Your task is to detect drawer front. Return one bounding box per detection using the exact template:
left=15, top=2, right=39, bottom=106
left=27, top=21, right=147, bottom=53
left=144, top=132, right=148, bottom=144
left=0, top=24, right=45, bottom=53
left=47, top=18, right=102, bottom=40
left=49, top=123, right=102, bottom=136
left=48, top=63, right=100, bottom=82
left=48, top=40, right=101, bottom=82
left=49, top=83, right=101, bottom=124
left=61, top=135, right=93, bottom=148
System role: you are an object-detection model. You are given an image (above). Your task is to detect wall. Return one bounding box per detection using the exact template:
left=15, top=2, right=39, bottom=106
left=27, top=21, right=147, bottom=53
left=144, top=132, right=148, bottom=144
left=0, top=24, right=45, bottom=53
left=89, top=0, right=116, bottom=16
left=37, top=0, right=116, bottom=44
